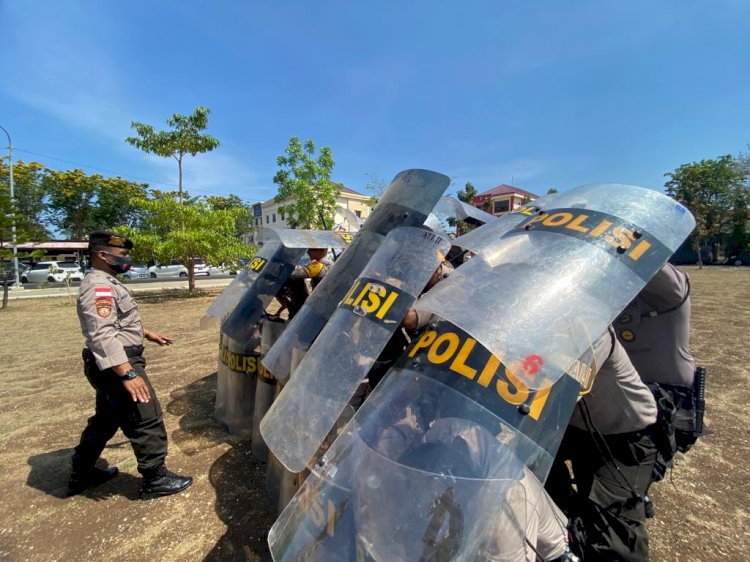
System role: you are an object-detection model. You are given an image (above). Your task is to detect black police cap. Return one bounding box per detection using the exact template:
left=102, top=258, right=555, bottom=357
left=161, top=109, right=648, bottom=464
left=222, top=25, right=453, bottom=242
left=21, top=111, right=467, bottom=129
left=88, top=230, right=134, bottom=250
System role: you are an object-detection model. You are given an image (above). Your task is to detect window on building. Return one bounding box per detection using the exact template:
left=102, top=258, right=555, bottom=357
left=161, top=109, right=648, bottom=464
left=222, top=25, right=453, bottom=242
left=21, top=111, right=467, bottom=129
left=272, top=213, right=276, bottom=223
left=493, top=200, right=510, bottom=213
left=280, top=212, right=284, bottom=221
left=355, top=210, right=362, bottom=218
left=266, top=215, right=269, bottom=224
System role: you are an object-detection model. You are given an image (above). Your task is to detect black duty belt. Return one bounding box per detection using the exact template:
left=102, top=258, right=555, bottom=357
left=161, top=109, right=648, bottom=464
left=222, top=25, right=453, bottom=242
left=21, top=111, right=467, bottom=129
left=83, top=345, right=145, bottom=359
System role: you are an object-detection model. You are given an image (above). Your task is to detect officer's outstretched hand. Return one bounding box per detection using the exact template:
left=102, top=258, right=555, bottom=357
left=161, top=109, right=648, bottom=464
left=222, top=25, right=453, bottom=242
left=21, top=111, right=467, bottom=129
left=145, top=329, right=174, bottom=346
left=123, top=377, right=151, bottom=403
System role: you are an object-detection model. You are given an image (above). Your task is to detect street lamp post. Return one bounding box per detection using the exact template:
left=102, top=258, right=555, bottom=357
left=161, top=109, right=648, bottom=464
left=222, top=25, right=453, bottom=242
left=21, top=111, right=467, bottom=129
left=0, top=125, right=20, bottom=287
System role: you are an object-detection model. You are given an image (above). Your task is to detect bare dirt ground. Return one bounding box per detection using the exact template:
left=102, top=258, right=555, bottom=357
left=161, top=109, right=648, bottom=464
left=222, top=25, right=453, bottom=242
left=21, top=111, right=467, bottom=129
left=0, top=266, right=748, bottom=561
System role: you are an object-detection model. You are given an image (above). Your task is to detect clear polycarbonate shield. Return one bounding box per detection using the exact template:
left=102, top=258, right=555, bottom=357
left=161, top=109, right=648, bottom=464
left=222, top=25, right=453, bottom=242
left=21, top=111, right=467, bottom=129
left=417, top=183, right=696, bottom=389
left=261, top=227, right=451, bottom=473
left=451, top=191, right=561, bottom=255
left=204, top=228, right=350, bottom=341
left=268, top=368, right=548, bottom=562
left=261, top=169, right=450, bottom=381
left=433, top=195, right=497, bottom=227
left=214, top=329, right=262, bottom=438
left=334, top=207, right=364, bottom=232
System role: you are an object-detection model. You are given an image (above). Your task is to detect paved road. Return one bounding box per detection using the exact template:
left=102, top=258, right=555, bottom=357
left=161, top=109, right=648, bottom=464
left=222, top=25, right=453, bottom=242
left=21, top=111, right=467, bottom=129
left=3, top=275, right=235, bottom=300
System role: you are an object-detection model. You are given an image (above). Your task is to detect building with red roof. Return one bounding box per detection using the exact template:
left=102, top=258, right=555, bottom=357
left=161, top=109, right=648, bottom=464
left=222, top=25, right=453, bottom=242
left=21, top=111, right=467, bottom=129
left=473, top=184, right=540, bottom=216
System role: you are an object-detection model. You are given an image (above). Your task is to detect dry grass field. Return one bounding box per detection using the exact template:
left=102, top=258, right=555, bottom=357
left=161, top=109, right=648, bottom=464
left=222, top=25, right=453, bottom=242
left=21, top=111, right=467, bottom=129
left=0, top=266, right=747, bottom=561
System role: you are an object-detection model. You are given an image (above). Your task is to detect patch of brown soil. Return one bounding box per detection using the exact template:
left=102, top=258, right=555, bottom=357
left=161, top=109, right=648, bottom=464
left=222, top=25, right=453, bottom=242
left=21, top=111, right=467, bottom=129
left=0, top=267, right=748, bottom=561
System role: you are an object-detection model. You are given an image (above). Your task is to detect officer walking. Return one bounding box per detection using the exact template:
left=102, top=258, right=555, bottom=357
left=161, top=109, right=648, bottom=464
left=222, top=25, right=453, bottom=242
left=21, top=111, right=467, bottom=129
left=67, top=231, right=192, bottom=499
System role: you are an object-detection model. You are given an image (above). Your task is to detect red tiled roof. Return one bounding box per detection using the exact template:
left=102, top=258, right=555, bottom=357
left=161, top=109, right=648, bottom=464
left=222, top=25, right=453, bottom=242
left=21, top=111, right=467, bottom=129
left=474, top=184, right=539, bottom=200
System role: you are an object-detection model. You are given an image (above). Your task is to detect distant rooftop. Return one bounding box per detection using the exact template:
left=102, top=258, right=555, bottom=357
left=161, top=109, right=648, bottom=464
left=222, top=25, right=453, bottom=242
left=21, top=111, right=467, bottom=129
left=474, top=184, right=539, bottom=200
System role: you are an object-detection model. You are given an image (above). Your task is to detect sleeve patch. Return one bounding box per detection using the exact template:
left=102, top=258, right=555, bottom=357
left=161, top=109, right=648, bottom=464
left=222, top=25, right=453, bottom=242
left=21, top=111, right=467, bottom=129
left=96, top=298, right=113, bottom=318
left=94, top=286, right=113, bottom=318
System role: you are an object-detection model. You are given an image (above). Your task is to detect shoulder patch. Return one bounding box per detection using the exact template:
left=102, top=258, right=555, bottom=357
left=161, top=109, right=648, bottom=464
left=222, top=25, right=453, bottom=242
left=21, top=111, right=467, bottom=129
left=95, top=286, right=113, bottom=318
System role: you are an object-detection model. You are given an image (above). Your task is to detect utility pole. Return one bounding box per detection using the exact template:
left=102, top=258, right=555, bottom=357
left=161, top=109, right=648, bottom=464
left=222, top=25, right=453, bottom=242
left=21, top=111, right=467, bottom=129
left=0, top=125, right=20, bottom=287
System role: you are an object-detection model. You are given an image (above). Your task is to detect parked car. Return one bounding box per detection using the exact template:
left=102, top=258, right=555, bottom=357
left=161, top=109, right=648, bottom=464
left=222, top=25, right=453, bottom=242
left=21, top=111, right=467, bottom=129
left=193, top=258, right=212, bottom=276
left=21, top=261, right=84, bottom=284
left=724, top=252, right=750, bottom=266
left=0, top=261, right=28, bottom=286
left=122, top=264, right=151, bottom=280
left=148, top=261, right=189, bottom=278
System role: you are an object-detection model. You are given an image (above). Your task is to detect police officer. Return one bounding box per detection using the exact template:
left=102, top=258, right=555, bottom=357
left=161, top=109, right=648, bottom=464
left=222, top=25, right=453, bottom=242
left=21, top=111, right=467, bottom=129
left=68, top=231, right=192, bottom=499
left=548, top=327, right=658, bottom=561
left=615, top=263, right=700, bottom=456
left=289, top=248, right=332, bottom=290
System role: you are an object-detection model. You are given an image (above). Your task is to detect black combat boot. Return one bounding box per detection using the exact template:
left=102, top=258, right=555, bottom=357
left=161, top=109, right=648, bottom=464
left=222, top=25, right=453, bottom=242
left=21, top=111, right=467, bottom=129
left=140, top=466, right=193, bottom=500
left=66, top=466, right=119, bottom=497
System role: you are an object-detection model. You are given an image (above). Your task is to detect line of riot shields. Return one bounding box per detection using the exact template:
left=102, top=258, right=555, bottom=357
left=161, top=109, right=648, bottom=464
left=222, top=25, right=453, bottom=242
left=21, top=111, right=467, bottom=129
left=204, top=169, right=695, bottom=561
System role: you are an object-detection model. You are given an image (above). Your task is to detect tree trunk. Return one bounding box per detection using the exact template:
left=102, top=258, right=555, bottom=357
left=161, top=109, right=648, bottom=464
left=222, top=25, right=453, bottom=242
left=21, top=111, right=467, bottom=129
left=694, top=238, right=704, bottom=269
left=2, top=279, right=8, bottom=309
left=187, top=260, right=195, bottom=293
left=178, top=157, right=183, bottom=205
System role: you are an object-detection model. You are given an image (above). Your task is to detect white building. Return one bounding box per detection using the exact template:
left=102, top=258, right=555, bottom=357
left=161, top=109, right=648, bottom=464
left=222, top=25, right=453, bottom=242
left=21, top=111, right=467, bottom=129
left=244, top=186, right=372, bottom=245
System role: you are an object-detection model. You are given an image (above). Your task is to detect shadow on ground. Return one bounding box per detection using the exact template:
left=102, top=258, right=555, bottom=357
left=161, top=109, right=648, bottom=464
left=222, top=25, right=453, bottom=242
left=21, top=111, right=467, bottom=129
left=167, top=372, right=228, bottom=456
left=27, top=444, right=142, bottom=501
left=166, top=373, right=275, bottom=561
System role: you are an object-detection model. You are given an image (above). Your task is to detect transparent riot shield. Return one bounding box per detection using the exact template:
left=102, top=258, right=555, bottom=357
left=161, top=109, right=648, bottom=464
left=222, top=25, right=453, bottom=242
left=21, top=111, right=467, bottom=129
left=334, top=207, right=364, bottom=233
left=252, top=317, right=289, bottom=463
left=433, top=195, right=497, bottom=228
left=261, top=227, right=450, bottom=472
left=452, top=192, right=560, bottom=254
left=417, top=183, right=695, bottom=389
left=204, top=228, right=350, bottom=332
left=214, top=328, right=262, bottom=438
left=261, top=169, right=450, bottom=381
left=268, top=365, right=551, bottom=562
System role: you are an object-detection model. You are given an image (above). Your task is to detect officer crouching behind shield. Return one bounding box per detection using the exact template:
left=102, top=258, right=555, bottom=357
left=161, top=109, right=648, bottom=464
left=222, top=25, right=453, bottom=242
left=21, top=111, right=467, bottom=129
left=546, top=327, right=658, bottom=562
left=67, top=231, right=192, bottom=499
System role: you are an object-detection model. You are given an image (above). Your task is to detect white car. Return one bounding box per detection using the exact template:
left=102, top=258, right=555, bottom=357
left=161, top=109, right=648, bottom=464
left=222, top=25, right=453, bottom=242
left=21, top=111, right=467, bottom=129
left=122, top=265, right=150, bottom=280
left=148, top=262, right=189, bottom=278
left=193, top=258, right=211, bottom=276
left=21, top=261, right=84, bottom=284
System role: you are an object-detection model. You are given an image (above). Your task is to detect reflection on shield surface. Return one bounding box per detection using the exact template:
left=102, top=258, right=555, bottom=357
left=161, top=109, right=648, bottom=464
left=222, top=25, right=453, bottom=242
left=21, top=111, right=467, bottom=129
left=261, top=169, right=450, bottom=382
left=264, top=181, right=696, bottom=561
left=261, top=227, right=451, bottom=473
left=417, top=183, right=695, bottom=389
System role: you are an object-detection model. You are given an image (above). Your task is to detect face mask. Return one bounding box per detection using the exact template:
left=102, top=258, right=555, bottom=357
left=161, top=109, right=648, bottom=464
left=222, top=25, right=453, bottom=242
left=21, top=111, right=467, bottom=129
left=103, top=252, right=133, bottom=274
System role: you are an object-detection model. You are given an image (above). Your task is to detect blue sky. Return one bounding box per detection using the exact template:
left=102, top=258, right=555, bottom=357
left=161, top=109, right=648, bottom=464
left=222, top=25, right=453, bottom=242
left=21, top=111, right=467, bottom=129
left=1, top=1, right=749, bottom=202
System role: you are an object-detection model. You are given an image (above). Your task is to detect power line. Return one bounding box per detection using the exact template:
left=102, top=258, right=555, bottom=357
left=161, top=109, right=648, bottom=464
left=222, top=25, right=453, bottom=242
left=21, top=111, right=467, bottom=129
left=12, top=147, right=256, bottom=199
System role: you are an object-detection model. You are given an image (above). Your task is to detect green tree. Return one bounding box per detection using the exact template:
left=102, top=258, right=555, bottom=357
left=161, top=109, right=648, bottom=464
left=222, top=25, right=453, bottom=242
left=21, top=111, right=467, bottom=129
left=0, top=158, right=48, bottom=239
left=273, top=136, right=338, bottom=229
left=42, top=169, right=98, bottom=239
left=126, top=107, right=220, bottom=204
left=456, top=181, right=478, bottom=204
left=43, top=169, right=148, bottom=238
left=665, top=155, right=749, bottom=267
left=119, top=196, right=252, bottom=292
left=363, top=172, right=387, bottom=208
left=0, top=186, right=45, bottom=308
left=546, top=187, right=559, bottom=194
left=450, top=181, right=480, bottom=235
left=205, top=194, right=253, bottom=237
